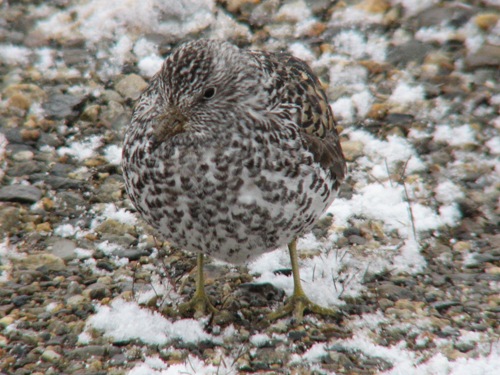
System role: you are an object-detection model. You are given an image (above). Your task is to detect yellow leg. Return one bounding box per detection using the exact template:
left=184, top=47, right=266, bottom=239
left=177, top=253, right=217, bottom=317
left=267, top=238, right=340, bottom=322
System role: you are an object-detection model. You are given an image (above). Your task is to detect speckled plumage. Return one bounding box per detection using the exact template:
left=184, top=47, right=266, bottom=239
left=122, top=39, right=346, bottom=265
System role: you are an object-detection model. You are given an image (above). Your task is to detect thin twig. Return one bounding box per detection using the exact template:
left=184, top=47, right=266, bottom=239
left=399, top=156, right=419, bottom=245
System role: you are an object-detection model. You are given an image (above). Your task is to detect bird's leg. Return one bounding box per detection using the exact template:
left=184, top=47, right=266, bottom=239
left=267, top=238, right=340, bottom=322
left=177, top=253, right=218, bottom=317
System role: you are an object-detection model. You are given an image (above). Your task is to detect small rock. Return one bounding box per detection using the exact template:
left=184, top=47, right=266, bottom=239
left=432, top=300, right=461, bottom=312
left=348, top=234, right=366, bottom=245
left=356, top=0, right=390, bottom=14
left=387, top=40, right=432, bottom=66
left=474, top=13, right=499, bottom=31
left=67, top=295, right=86, bottom=306
left=341, top=140, right=364, bottom=161
left=42, top=93, right=85, bottom=119
left=41, top=349, right=62, bottom=362
left=48, top=239, right=78, bottom=261
left=0, top=184, right=42, bottom=203
left=113, top=248, right=150, bottom=261
left=12, top=150, right=35, bottom=161
left=13, top=253, right=66, bottom=271
left=377, top=283, right=414, bottom=301
left=465, top=44, right=500, bottom=70
left=67, top=345, right=106, bottom=360
left=84, top=283, right=111, bottom=300
left=115, top=74, right=148, bottom=100
left=81, top=104, right=101, bottom=122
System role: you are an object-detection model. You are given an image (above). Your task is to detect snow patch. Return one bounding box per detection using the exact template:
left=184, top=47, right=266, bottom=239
left=86, top=299, right=218, bottom=345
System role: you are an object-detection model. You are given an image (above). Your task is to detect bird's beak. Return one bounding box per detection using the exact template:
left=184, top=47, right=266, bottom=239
left=152, top=107, right=188, bottom=146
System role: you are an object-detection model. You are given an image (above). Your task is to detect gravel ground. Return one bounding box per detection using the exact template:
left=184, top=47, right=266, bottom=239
left=0, top=1, right=499, bottom=374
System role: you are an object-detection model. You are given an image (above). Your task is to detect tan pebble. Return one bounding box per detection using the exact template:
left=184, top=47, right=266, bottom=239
left=305, top=22, right=327, bottom=37
left=8, top=93, right=31, bottom=110
left=4, top=83, right=47, bottom=102
left=12, top=150, right=34, bottom=161
left=41, top=197, right=55, bottom=210
left=36, top=222, right=52, bottom=232
left=81, top=104, right=101, bottom=122
left=115, top=74, right=148, bottom=100
left=474, top=13, right=499, bottom=30
left=225, top=0, right=259, bottom=13
left=357, top=0, right=390, bottom=13
left=41, top=349, right=62, bottom=362
left=89, top=360, right=103, bottom=371
left=485, top=266, right=500, bottom=274
left=452, top=241, right=471, bottom=252
left=20, top=129, right=41, bottom=141
left=340, top=140, right=364, bottom=161
left=0, top=316, right=15, bottom=327
left=367, top=103, right=389, bottom=119
left=84, top=156, right=106, bottom=167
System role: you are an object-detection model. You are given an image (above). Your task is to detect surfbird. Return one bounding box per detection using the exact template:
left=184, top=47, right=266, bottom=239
left=122, top=39, right=346, bottom=321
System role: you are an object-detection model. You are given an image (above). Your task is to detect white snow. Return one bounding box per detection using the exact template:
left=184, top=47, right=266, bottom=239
left=0, top=133, right=7, bottom=181
left=250, top=333, right=271, bottom=347
left=86, top=299, right=218, bottom=345
left=485, top=136, right=500, bottom=155
left=383, top=341, right=500, bottom=375
left=276, top=0, right=312, bottom=22
left=332, top=30, right=387, bottom=61
left=433, top=125, right=476, bottom=146
left=332, top=97, right=355, bottom=122
left=389, top=83, right=425, bottom=105
left=435, top=181, right=465, bottom=204
left=100, top=204, right=137, bottom=225
left=103, top=144, right=123, bottom=166
left=57, top=135, right=103, bottom=161
left=54, top=223, right=78, bottom=238
left=128, top=354, right=235, bottom=375
left=138, top=55, right=165, bottom=78
left=0, top=44, right=31, bottom=65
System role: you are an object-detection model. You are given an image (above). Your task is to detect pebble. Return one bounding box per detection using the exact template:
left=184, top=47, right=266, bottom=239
left=42, top=93, right=85, bottom=119
left=13, top=253, right=66, bottom=271
left=48, top=239, right=78, bottom=261
left=340, top=140, right=364, bottom=161
left=465, top=44, right=500, bottom=70
left=377, top=283, right=414, bottom=301
left=0, top=184, right=42, bottom=203
left=115, top=74, right=148, bottom=100
left=41, top=348, right=62, bottom=362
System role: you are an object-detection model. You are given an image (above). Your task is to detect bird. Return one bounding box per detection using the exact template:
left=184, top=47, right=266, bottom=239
left=121, top=39, right=346, bottom=321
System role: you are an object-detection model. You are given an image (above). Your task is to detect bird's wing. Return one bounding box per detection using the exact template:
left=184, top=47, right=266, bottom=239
left=250, top=51, right=346, bottom=184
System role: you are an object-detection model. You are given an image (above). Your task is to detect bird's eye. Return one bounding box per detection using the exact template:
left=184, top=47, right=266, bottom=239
left=203, top=87, right=216, bottom=99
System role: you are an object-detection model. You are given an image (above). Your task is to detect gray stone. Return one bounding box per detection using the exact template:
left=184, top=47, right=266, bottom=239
left=6, top=161, right=43, bottom=177
left=0, top=184, right=42, bottom=203
left=348, top=235, right=366, bottom=245
left=112, top=248, right=149, bottom=261
left=29, top=173, right=82, bottom=189
left=67, top=345, right=107, bottom=359
left=377, top=283, right=414, bottom=301
left=414, top=4, right=476, bottom=28
left=465, top=44, right=500, bottom=70
left=48, top=238, right=78, bottom=261
left=115, top=74, right=148, bottom=100
left=387, top=40, right=433, bottom=66
left=42, top=93, right=85, bottom=119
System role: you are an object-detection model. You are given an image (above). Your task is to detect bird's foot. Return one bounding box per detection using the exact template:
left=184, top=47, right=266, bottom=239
left=176, top=289, right=218, bottom=318
left=267, top=292, right=340, bottom=322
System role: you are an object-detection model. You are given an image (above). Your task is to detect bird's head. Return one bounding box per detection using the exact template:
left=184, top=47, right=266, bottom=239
left=143, top=39, right=264, bottom=146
